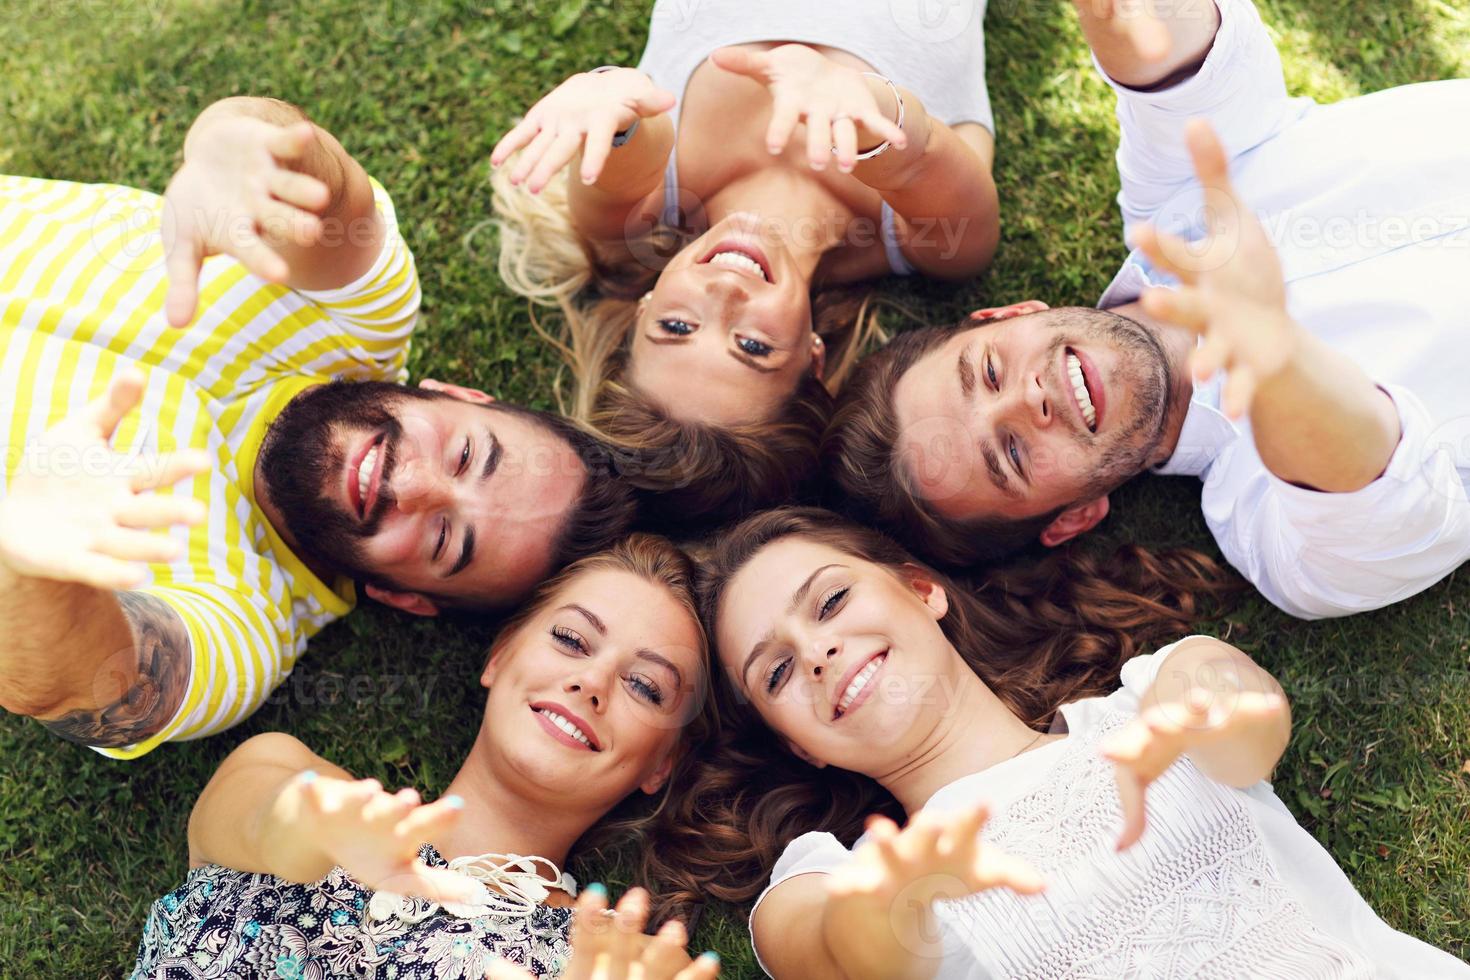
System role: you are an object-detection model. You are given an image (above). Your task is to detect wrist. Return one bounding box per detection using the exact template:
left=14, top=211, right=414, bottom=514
left=260, top=772, right=335, bottom=880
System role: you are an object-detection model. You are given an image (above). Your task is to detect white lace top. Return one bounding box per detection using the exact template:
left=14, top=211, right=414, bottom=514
left=752, top=640, right=1469, bottom=979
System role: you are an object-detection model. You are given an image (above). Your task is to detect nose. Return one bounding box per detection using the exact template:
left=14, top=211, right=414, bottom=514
left=564, top=662, right=613, bottom=713
left=805, top=635, right=842, bottom=678
left=1024, top=370, right=1052, bottom=429
left=390, top=458, right=453, bottom=514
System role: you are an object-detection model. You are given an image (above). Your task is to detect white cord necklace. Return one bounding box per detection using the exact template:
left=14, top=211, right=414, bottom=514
left=367, top=853, right=578, bottom=925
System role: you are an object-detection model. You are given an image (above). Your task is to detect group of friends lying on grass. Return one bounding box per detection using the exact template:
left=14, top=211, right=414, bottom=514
left=1, top=0, right=1467, bottom=976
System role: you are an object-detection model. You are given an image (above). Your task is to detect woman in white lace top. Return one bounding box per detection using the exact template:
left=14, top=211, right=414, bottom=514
left=686, top=508, right=1468, bottom=979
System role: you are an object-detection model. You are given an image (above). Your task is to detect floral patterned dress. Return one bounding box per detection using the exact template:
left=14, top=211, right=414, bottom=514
left=131, top=845, right=574, bottom=979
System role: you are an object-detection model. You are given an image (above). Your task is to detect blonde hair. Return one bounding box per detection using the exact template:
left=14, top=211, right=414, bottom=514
left=491, top=165, right=887, bottom=529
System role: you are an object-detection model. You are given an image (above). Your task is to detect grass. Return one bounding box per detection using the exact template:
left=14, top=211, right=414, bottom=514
left=2, top=0, right=1468, bottom=976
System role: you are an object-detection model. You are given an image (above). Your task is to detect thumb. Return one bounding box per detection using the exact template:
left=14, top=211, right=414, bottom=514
left=633, top=86, right=677, bottom=118
left=88, top=369, right=148, bottom=441
left=709, top=46, right=769, bottom=79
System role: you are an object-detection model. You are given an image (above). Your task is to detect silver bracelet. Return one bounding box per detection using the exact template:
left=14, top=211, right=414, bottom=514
left=847, top=72, right=905, bottom=161
left=589, top=65, right=639, bottom=147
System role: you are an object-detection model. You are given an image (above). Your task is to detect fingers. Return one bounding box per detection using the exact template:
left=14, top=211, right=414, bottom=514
left=1184, top=119, right=1234, bottom=197
left=485, top=959, right=538, bottom=980
left=382, top=861, right=493, bottom=906
left=1139, top=285, right=1207, bottom=334
left=233, top=227, right=291, bottom=284
left=1112, top=765, right=1148, bottom=851
left=60, top=551, right=147, bottom=591
left=1219, top=363, right=1257, bottom=419
left=708, top=46, right=769, bottom=80
left=86, top=370, right=148, bottom=441
left=857, top=103, right=907, bottom=153
left=580, top=116, right=619, bottom=185
left=804, top=108, right=832, bottom=171
left=265, top=121, right=317, bottom=162
left=255, top=197, right=324, bottom=248
left=394, top=793, right=466, bottom=843
left=1130, top=223, right=1199, bottom=285
left=163, top=231, right=204, bottom=329
left=492, top=115, right=542, bottom=169
left=631, top=86, right=677, bottom=119
left=675, top=952, right=722, bottom=980
left=527, top=130, right=584, bottom=194
left=973, top=845, right=1046, bottom=895
left=128, top=449, right=212, bottom=494
left=765, top=98, right=802, bottom=156
left=640, top=919, right=693, bottom=979
left=266, top=169, right=332, bottom=213
left=509, top=126, right=558, bottom=186
left=94, top=527, right=183, bottom=564
left=832, top=116, right=859, bottom=173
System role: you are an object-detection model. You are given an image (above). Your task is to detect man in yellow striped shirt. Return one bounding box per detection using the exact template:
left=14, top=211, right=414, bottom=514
left=0, top=97, right=635, bottom=759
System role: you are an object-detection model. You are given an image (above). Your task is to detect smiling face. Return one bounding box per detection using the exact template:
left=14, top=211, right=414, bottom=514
left=480, top=566, right=706, bottom=809
left=713, top=536, right=963, bottom=775
left=892, top=308, right=1171, bottom=523
left=628, top=212, right=820, bottom=426
left=258, top=381, right=587, bottom=608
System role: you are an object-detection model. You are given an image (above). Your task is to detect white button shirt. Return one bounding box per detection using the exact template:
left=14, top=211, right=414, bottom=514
left=1096, top=0, right=1470, bottom=619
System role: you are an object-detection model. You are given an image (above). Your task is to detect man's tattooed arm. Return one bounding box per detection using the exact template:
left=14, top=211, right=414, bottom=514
left=39, top=591, right=192, bottom=749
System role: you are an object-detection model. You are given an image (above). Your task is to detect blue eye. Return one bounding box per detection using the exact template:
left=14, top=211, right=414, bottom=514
left=551, top=625, right=586, bottom=653
left=457, top=437, right=471, bottom=475
left=1008, top=437, right=1022, bottom=472
left=986, top=354, right=998, bottom=388
left=738, top=337, right=773, bottom=357
left=658, top=319, right=694, bottom=336
left=628, top=674, right=664, bottom=706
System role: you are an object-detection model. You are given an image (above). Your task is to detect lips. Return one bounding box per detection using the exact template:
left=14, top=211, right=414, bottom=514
left=346, top=432, right=387, bottom=521
left=530, top=701, right=602, bottom=752
left=833, top=651, right=887, bottom=720
left=1063, top=346, right=1106, bottom=434
left=698, top=238, right=774, bottom=284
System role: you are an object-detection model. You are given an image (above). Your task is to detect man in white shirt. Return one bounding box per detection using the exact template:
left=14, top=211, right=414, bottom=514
left=825, top=0, right=1470, bottom=619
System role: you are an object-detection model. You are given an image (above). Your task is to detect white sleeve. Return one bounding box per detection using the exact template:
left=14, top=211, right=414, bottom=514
left=1095, top=0, right=1314, bottom=229
left=749, top=831, right=857, bottom=978
left=1200, top=385, right=1470, bottom=619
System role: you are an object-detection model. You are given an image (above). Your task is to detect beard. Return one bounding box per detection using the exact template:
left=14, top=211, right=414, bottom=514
left=1047, top=310, right=1172, bottom=498
left=258, top=380, right=418, bottom=583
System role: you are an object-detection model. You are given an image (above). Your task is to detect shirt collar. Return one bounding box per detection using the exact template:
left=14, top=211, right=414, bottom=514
left=1154, top=371, right=1241, bottom=476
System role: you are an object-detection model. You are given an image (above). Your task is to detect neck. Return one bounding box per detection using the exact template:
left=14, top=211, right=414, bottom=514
left=428, top=736, right=596, bottom=872
left=874, top=662, right=1058, bottom=815
left=704, top=168, right=850, bottom=285
left=1111, top=299, right=1197, bottom=465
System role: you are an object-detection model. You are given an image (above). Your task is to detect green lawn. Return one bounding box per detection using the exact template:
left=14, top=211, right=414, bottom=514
left=3, top=1, right=1468, bottom=976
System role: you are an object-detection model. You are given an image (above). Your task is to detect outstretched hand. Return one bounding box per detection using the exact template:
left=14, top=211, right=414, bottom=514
left=1132, top=119, right=1299, bottom=418
left=709, top=44, right=907, bottom=173
left=1101, top=687, right=1287, bottom=850
left=491, top=68, right=676, bottom=193
left=162, top=115, right=331, bottom=328
left=0, top=370, right=208, bottom=591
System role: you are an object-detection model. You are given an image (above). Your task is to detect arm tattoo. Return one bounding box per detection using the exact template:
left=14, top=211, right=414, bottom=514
left=40, top=591, right=192, bottom=749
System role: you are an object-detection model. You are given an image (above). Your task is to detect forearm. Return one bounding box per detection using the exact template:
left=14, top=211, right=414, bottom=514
left=1076, top=0, right=1221, bottom=89
left=1251, top=329, right=1401, bottom=492
left=0, top=565, right=134, bottom=718
left=577, top=111, right=674, bottom=206
left=188, top=733, right=351, bottom=878
left=853, top=83, right=999, bottom=278
left=186, top=96, right=382, bottom=290
left=821, top=890, right=939, bottom=980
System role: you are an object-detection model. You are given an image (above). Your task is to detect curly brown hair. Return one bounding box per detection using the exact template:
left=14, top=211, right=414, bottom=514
left=647, top=507, right=1238, bottom=917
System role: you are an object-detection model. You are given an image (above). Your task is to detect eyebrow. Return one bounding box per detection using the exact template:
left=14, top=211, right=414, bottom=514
left=445, top=430, right=500, bottom=578
left=958, top=346, right=975, bottom=398
left=481, top=428, right=501, bottom=480
left=739, top=563, right=845, bottom=690
left=637, top=648, right=683, bottom=691
left=564, top=603, right=606, bottom=634
left=980, top=442, right=1023, bottom=500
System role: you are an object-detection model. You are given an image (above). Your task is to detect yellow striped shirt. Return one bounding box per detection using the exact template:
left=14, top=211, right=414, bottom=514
left=0, top=173, right=421, bottom=759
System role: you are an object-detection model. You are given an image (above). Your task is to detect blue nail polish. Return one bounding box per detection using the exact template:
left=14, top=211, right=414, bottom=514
left=444, top=794, right=464, bottom=810
left=299, top=770, right=317, bottom=784
left=699, top=951, right=720, bottom=963
left=586, top=882, right=608, bottom=898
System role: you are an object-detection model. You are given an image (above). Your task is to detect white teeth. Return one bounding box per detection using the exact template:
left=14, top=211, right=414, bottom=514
left=356, top=445, right=379, bottom=508
left=537, top=709, right=594, bottom=748
left=838, top=655, right=885, bottom=714
left=708, top=250, right=768, bottom=281
left=1067, top=353, right=1097, bottom=430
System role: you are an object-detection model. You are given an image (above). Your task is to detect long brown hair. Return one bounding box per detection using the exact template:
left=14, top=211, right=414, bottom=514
left=484, top=533, right=717, bottom=922
left=493, top=166, right=887, bottom=530
left=654, top=507, right=1237, bottom=913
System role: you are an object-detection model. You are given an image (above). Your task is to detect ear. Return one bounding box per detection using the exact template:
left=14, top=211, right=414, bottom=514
left=899, top=562, right=949, bottom=620
left=969, top=299, right=1050, bottom=322
left=364, top=583, right=442, bottom=617
left=785, top=739, right=828, bottom=769
left=1039, top=496, right=1111, bottom=547
left=640, top=748, right=677, bottom=795
left=418, top=377, right=495, bottom=404
left=810, top=332, right=827, bottom=382
left=480, top=644, right=504, bottom=689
